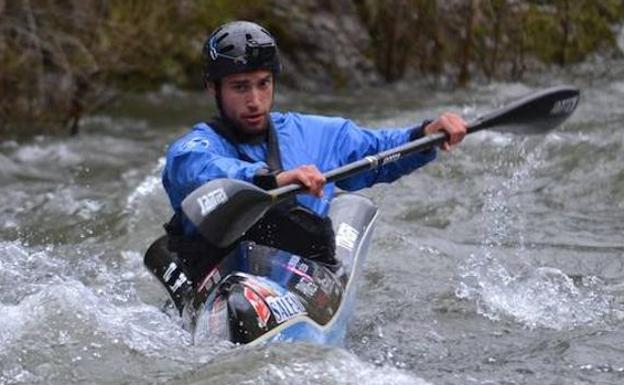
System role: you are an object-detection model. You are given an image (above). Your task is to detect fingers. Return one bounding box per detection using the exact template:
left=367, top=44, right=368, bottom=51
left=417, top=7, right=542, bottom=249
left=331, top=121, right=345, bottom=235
left=297, top=165, right=325, bottom=197
left=276, top=165, right=326, bottom=197
left=439, top=112, right=467, bottom=146
left=424, top=112, right=467, bottom=151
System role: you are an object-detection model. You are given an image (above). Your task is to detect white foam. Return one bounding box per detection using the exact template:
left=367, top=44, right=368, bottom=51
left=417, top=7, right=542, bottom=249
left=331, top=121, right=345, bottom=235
left=458, top=263, right=611, bottom=329
left=455, top=143, right=613, bottom=330
left=178, top=343, right=431, bottom=385
left=124, top=157, right=169, bottom=232
left=13, top=142, right=83, bottom=167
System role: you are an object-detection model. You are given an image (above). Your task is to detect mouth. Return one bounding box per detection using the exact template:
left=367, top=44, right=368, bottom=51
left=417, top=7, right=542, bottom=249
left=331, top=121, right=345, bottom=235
left=242, top=114, right=265, bottom=126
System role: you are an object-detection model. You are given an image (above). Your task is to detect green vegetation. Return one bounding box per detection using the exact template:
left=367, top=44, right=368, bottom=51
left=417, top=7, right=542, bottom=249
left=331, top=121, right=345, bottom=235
left=356, top=0, right=624, bottom=85
left=1, top=0, right=623, bottom=137
left=0, top=0, right=265, bottom=137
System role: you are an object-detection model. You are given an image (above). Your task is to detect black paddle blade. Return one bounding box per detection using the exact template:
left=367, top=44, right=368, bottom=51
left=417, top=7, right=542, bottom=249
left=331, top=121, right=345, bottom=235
left=181, top=179, right=273, bottom=247
left=470, top=85, right=580, bottom=135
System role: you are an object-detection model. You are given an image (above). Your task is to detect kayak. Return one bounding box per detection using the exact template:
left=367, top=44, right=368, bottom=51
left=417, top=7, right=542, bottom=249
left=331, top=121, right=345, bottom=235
left=192, top=193, right=377, bottom=345
left=148, top=193, right=378, bottom=346
left=145, top=85, right=580, bottom=345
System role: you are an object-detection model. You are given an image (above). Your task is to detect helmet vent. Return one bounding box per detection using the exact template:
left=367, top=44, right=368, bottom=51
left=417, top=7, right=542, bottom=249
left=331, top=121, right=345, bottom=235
left=203, top=21, right=282, bottom=82
left=221, top=44, right=235, bottom=53
left=216, top=33, right=229, bottom=44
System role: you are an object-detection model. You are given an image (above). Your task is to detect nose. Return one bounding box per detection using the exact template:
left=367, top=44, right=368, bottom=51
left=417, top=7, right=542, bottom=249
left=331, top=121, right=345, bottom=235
left=246, top=87, right=261, bottom=109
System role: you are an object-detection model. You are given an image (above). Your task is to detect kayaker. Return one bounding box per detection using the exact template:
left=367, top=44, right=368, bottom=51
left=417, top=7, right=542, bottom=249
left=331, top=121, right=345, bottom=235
left=158, top=20, right=467, bottom=312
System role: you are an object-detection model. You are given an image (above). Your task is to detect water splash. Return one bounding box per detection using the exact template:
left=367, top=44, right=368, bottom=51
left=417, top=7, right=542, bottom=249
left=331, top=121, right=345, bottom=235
left=170, top=343, right=430, bottom=385
left=125, top=157, right=166, bottom=212
left=0, top=272, right=225, bottom=384
left=13, top=142, right=83, bottom=168
left=456, top=140, right=612, bottom=329
left=123, top=157, right=170, bottom=242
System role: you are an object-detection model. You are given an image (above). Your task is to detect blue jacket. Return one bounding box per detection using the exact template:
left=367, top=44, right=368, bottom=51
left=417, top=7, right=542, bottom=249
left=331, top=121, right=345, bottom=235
left=163, top=112, right=436, bottom=235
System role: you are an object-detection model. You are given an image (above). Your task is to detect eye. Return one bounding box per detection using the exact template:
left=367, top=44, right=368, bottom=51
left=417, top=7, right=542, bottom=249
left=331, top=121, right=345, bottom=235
left=233, top=83, right=249, bottom=92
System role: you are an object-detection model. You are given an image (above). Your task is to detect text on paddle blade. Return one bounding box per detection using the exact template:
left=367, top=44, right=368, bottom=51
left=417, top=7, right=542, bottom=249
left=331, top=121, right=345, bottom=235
left=550, top=96, right=579, bottom=115
left=197, top=188, right=228, bottom=216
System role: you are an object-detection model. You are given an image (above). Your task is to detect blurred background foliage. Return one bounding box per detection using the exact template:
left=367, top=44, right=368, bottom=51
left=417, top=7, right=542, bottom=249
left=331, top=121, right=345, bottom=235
left=1, top=0, right=623, bottom=137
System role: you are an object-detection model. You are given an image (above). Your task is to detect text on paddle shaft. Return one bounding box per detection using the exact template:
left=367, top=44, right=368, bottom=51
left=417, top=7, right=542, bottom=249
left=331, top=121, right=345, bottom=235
left=550, top=96, right=579, bottom=115
left=197, top=188, right=228, bottom=216
left=365, top=153, right=402, bottom=168
left=381, top=153, right=401, bottom=165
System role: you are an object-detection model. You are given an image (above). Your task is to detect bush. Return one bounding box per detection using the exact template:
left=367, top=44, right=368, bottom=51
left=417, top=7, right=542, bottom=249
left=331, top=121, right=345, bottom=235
left=0, top=0, right=267, bottom=137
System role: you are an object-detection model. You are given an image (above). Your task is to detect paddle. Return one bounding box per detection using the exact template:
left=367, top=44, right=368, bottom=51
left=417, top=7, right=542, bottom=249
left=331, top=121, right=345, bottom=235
left=182, top=85, right=580, bottom=247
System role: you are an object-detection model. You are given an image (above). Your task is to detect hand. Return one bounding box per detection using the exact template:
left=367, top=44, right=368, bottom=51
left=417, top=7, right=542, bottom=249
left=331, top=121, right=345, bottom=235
left=276, top=165, right=326, bottom=197
left=424, top=112, right=467, bottom=151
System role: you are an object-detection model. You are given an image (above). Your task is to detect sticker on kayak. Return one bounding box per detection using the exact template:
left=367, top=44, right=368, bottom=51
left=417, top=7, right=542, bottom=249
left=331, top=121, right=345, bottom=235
left=336, top=222, right=359, bottom=251
left=294, top=276, right=318, bottom=297
left=243, top=287, right=271, bottom=328
left=197, top=188, right=228, bottom=216
left=266, top=292, right=306, bottom=324
left=207, top=296, right=230, bottom=340
left=197, top=267, right=221, bottom=294
left=285, top=255, right=313, bottom=281
left=238, top=273, right=281, bottom=298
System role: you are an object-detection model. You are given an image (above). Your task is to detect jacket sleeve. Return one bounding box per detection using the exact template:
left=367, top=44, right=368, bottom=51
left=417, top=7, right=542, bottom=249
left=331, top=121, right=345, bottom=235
left=333, top=119, right=436, bottom=191
left=162, top=128, right=267, bottom=211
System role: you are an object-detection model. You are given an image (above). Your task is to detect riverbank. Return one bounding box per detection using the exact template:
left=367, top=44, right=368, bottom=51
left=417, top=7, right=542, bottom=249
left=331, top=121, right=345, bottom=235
left=1, top=0, right=623, bottom=138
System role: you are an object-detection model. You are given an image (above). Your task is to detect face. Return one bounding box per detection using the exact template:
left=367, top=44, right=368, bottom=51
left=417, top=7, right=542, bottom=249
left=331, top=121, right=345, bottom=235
left=215, top=70, right=274, bottom=135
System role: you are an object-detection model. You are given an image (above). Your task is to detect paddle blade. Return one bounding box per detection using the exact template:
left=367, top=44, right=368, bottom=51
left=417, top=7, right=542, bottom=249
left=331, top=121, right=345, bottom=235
left=181, top=179, right=273, bottom=247
left=470, top=85, right=580, bottom=135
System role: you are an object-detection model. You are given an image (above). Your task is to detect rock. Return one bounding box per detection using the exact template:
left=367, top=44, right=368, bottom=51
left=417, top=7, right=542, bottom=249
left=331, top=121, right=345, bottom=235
left=271, top=0, right=381, bottom=91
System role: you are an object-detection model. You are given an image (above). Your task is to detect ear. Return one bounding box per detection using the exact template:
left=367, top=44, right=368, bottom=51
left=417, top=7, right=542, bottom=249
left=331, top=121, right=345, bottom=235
left=206, top=82, right=216, bottom=96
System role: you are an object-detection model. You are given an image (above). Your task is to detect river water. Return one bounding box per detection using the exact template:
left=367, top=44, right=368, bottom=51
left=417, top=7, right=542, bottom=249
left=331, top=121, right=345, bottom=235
left=1, top=62, right=624, bottom=385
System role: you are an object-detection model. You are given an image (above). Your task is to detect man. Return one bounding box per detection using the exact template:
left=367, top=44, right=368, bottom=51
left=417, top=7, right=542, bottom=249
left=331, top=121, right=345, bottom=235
left=156, top=21, right=466, bottom=312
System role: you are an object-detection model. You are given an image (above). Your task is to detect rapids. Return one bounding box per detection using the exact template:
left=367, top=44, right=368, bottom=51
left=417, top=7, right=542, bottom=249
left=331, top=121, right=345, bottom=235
left=1, top=63, right=623, bottom=384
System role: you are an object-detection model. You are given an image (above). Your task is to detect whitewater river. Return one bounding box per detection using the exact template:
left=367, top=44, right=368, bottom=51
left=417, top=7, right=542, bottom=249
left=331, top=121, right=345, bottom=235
left=1, top=63, right=623, bottom=385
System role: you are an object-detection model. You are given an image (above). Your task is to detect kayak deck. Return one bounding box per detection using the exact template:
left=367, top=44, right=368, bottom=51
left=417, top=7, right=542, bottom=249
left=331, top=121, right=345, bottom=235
left=190, top=193, right=378, bottom=346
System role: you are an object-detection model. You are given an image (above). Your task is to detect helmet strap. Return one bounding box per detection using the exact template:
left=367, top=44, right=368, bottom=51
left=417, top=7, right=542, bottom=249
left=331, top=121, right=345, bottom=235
left=213, top=80, right=226, bottom=119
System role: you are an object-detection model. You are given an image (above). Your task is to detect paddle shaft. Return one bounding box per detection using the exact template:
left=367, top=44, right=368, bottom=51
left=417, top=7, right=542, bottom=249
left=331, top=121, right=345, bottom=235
left=269, top=84, right=580, bottom=200
left=270, top=121, right=486, bottom=200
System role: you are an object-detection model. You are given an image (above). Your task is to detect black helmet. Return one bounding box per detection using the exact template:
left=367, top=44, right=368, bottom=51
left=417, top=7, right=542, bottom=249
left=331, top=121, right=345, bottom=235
left=203, top=21, right=282, bottom=83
